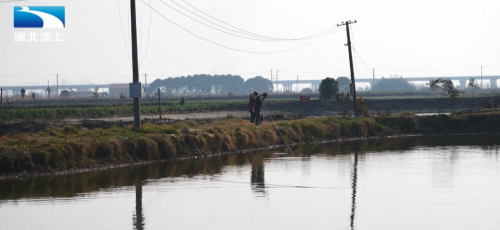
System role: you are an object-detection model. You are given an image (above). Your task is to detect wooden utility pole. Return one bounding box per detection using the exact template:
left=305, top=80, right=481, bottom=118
left=337, top=20, right=358, bottom=116
left=131, top=0, right=141, bottom=129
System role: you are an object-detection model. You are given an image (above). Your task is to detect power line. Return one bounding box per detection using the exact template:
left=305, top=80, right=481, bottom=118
left=174, top=0, right=278, bottom=40
left=139, top=0, right=143, bottom=52
left=140, top=0, right=153, bottom=68
left=141, top=0, right=340, bottom=54
left=179, top=0, right=338, bottom=41
left=350, top=25, right=371, bottom=93
left=116, top=0, right=132, bottom=64
left=351, top=46, right=389, bottom=93
left=165, top=0, right=275, bottom=41
left=158, top=0, right=337, bottom=42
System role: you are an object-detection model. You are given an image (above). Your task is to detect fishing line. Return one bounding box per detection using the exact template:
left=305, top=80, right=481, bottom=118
left=212, top=179, right=342, bottom=190
left=262, top=102, right=295, bottom=157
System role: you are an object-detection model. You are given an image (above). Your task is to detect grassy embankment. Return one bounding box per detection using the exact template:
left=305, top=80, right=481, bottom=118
left=1, top=111, right=500, bottom=175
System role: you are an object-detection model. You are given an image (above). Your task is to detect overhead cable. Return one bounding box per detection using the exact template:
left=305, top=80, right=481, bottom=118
left=173, top=0, right=337, bottom=41
left=142, top=0, right=340, bottom=54
left=159, top=0, right=337, bottom=42
left=140, top=0, right=153, bottom=68
left=116, top=0, right=132, bottom=64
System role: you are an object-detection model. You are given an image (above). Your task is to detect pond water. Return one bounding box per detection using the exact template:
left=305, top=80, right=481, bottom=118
left=1, top=135, right=499, bottom=230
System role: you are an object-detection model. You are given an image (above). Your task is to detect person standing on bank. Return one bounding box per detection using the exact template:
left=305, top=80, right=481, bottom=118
left=254, top=93, right=268, bottom=127
left=248, top=92, right=258, bottom=123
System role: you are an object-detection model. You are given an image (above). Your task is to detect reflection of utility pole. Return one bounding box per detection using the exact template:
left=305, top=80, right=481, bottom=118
left=350, top=147, right=359, bottom=230
left=337, top=20, right=358, bottom=116
left=134, top=177, right=145, bottom=230
left=130, top=0, right=141, bottom=130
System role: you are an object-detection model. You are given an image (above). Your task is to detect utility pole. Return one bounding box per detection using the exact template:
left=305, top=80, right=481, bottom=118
left=130, top=0, right=141, bottom=129
left=145, top=73, right=148, bottom=93
left=270, top=69, right=273, bottom=92
left=481, top=66, right=483, bottom=88
left=158, top=88, right=162, bottom=120
left=297, top=75, right=299, bottom=93
left=372, top=68, right=375, bottom=90
left=337, top=20, right=358, bottom=116
left=57, top=74, right=58, bottom=97
left=276, top=70, right=279, bottom=94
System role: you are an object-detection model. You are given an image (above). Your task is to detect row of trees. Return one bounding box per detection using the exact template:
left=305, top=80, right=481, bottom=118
left=429, top=78, right=499, bottom=109
left=147, top=74, right=273, bottom=95
left=10, top=88, right=38, bottom=100
left=320, top=75, right=418, bottom=94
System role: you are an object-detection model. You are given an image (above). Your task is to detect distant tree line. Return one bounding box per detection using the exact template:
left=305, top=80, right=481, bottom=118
left=372, top=75, right=416, bottom=91
left=147, top=74, right=273, bottom=96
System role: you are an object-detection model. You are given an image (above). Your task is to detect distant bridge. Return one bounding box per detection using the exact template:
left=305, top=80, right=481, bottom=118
left=0, top=84, right=111, bottom=94
left=1, top=75, right=499, bottom=94
left=276, top=75, right=500, bottom=91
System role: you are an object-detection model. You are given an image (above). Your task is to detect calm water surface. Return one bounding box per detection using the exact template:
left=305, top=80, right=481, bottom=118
left=1, top=135, right=499, bottom=230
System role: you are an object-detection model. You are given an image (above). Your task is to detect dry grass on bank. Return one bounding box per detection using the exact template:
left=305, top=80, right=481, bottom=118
left=1, top=113, right=500, bottom=175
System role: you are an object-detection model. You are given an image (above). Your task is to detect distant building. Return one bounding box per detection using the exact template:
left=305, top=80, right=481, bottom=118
left=109, top=83, right=145, bottom=98
left=109, top=84, right=130, bottom=98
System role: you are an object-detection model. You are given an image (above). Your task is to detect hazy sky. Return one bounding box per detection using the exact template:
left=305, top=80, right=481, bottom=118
left=1, top=0, right=499, bottom=86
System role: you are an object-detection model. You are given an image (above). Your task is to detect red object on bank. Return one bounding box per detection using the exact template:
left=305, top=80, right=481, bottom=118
left=300, top=95, right=310, bottom=102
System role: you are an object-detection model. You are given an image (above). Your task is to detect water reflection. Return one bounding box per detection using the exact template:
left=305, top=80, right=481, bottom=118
left=250, top=154, right=266, bottom=197
left=1, top=135, right=500, bottom=230
left=300, top=156, right=312, bottom=179
left=133, top=176, right=145, bottom=230
left=350, top=144, right=359, bottom=230
left=1, top=135, right=500, bottom=202
left=432, top=145, right=458, bottom=189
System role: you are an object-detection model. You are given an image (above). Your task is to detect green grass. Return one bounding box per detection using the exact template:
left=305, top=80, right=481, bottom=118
left=0, top=100, right=252, bottom=121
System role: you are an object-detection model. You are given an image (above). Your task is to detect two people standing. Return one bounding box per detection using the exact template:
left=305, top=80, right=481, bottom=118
left=248, top=92, right=268, bottom=127
left=248, top=92, right=258, bottom=123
